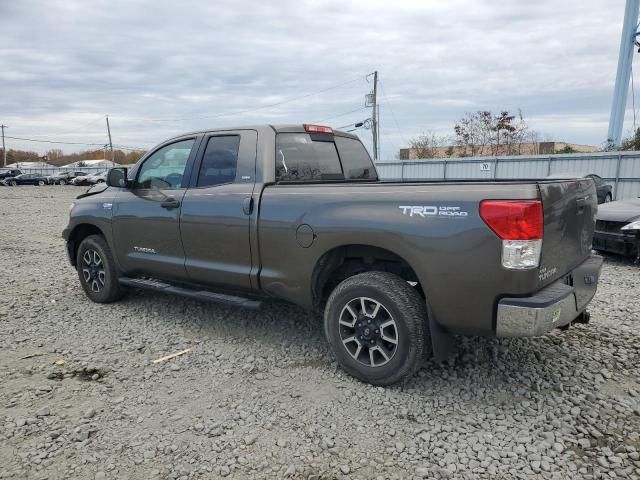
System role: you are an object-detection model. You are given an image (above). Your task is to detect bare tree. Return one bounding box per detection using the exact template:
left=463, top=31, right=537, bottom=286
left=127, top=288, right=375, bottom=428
left=454, top=109, right=538, bottom=156
left=454, top=111, right=491, bottom=156
left=527, top=130, right=540, bottom=155
left=408, top=132, right=449, bottom=159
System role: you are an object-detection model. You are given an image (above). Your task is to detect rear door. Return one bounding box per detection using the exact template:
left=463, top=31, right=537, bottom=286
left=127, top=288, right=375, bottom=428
left=112, top=136, right=200, bottom=281
left=537, top=178, right=597, bottom=285
left=179, top=130, right=257, bottom=291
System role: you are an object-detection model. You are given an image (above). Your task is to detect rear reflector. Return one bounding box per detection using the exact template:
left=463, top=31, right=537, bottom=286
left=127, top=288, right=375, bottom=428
left=479, top=200, right=543, bottom=240
left=480, top=200, right=544, bottom=270
left=303, top=124, right=333, bottom=134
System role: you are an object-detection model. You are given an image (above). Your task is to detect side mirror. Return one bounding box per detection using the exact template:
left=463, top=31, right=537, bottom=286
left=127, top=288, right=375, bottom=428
left=107, top=167, right=129, bottom=188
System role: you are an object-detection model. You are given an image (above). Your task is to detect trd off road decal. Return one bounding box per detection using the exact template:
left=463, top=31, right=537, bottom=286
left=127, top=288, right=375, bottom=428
left=399, top=205, right=468, bottom=218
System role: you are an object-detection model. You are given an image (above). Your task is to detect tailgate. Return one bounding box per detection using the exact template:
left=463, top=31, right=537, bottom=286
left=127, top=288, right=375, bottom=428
left=537, top=179, right=597, bottom=286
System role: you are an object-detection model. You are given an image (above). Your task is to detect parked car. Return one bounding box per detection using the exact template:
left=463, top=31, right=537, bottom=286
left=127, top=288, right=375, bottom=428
left=72, top=171, right=107, bottom=186
left=86, top=171, right=108, bottom=185
left=63, top=124, right=602, bottom=386
left=0, top=168, right=22, bottom=181
left=547, top=173, right=612, bottom=204
left=0, top=168, right=22, bottom=180
left=593, top=196, right=640, bottom=262
left=3, top=173, right=48, bottom=186
left=71, top=173, right=92, bottom=186
left=48, top=171, right=88, bottom=185
left=585, top=174, right=613, bottom=204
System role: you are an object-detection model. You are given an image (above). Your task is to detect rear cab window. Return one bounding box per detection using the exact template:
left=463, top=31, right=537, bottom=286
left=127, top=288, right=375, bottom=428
left=275, top=132, right=377, bottom=182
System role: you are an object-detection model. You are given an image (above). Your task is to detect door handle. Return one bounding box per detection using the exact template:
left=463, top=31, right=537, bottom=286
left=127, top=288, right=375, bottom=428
left=161, top=197, right=180, bottom=209
left=243, top=197, right=254, bottom=215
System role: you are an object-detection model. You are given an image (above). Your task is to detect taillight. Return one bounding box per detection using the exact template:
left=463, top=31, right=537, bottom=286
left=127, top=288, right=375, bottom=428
left=479, top=200, right=543, bottom=270
left=303, top=124, right=333, bottom=134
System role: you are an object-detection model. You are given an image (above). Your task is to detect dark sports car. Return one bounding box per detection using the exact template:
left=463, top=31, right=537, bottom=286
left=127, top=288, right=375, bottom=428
left=547, top=173, right=612, bottom=204
left=2, top=173, right=49, bottom=186
left=593, top=197, right=640, bottom=262
left=585, top=174, right=613, bottom=204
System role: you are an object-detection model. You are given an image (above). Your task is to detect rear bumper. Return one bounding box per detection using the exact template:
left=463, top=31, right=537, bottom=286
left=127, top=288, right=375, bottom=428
left=593, top=230, right=638, bottom=257
left=496, top=254, right=603, bottom=337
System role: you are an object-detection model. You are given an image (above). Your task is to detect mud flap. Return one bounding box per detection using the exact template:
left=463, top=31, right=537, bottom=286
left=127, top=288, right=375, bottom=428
left=427, top=304, right=458, bottom=363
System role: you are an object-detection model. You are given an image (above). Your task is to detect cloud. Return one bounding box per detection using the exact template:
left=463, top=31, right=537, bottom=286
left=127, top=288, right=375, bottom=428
left=0, top=0, right=632, bottom=158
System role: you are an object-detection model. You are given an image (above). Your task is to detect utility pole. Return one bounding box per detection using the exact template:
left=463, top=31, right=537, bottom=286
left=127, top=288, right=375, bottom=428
left=608, top=0, right=640, bottom=148
left=0, top=124, right=7, bottom=168
left=372, top=71, right=379, bottom=162
left=105, top=115, right=115, bottom=167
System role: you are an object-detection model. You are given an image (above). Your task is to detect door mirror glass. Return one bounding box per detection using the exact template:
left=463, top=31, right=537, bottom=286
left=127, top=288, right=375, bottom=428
left=107, top=167, right=128, bottom=188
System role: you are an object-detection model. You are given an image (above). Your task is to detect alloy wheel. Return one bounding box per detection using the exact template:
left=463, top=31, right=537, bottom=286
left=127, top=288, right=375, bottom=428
left=338, top=297, right=398, bottom=367
left=81, top=249, right=106, bottom=293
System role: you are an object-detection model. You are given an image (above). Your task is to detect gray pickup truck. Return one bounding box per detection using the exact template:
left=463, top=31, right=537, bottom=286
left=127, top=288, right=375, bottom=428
left=63, top=124, right=603, bottom=385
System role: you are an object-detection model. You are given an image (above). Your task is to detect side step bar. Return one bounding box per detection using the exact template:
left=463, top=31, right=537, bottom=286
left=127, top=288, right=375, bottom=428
left=118, top=277, right=262, bottom=309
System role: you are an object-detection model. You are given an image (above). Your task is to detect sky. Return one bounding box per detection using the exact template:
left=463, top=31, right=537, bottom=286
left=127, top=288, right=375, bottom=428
left=0, top=0, right=636, bottom=160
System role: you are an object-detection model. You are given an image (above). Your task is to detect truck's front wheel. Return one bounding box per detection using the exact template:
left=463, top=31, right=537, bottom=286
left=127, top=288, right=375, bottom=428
left=76, top=235, right=124, bottom=303
left=324, top=272, right=428, bottom=386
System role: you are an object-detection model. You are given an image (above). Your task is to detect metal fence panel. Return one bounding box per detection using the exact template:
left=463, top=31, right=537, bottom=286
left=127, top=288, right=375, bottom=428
left=617, top=179, right=640, bottom=198
left=403, top=161, right=445, bottom=179
left=375, top=163, right=403, bottom=180
left=376, top=151, right=640, bottom=200
left=495, top=159, right=549, bottom=179
left=549, top=155, right=618, bottom=178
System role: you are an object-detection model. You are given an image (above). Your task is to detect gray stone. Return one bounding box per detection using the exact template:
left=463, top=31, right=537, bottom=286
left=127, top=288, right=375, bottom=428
left=36, top=406, right=50, bottom=417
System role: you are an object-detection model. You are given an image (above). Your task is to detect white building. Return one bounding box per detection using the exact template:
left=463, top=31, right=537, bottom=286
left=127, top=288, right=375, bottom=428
left=4, top=161, right=55, bottom=169
left=61, top=159, right=121, bottom=169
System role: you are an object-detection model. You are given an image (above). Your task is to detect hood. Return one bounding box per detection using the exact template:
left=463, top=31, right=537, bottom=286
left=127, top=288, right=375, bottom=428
left=596, top=197, right=640, bottom=222
left=76, top=182, right=108, bottom=199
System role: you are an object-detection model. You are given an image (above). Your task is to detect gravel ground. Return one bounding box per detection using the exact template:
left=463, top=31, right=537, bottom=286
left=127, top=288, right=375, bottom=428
left=0, top=186, right=639, bottom=480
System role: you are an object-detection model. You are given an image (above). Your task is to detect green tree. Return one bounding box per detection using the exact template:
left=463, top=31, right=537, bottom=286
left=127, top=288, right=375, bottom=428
left=621, top=128, right=640, bottom=150
left=556, top=145, right=577, bottom=154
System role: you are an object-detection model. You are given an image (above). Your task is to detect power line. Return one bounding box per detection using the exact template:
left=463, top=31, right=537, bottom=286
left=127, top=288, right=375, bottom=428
left=113, top=144, right=147, bottom=151
left=378, top=80, right=409, bottom=147
left=130, top=74, right=370, bottom=123
left=79, top=115, right=107, bottom=130
left=5, top=135, right=105, bottom=146
left=314, top=106, right=369, bottom=124
left=6, top=135, right=147, bottom=151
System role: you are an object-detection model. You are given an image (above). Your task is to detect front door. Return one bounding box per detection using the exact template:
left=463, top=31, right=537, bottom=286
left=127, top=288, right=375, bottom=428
left=112, top=137, right=199, bottom=281
left=180, top=131, right=257, bottom=291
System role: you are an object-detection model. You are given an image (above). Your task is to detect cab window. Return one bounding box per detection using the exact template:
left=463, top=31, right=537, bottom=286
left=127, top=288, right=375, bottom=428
left=196, top=136, right=240, bottom=187
left=136, top=139, right=195, bottom=189
left=275, top=133, right=343, bottom=182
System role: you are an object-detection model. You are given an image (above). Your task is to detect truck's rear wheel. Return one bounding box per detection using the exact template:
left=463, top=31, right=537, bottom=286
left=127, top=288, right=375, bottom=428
left=324, top=272, right=427, bottom=386
left=76, top=235, right=123, bottom=303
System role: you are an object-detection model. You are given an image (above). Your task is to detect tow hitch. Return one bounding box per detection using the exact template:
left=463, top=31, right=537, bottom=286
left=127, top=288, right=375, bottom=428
left=573, top=311, right=591, bottom=325
left=559, top=311, right=591, bottom=331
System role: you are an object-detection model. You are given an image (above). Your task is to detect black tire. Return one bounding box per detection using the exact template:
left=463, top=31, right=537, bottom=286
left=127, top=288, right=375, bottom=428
left=37, top=180, right=45, bottom=186
left=324, top=272, right=429, bottom=386
left=8, top=180, right=16, bottom=187
left=59, top=179, right=67, bottom=186
left=76, top=234, right=124, bottom=303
